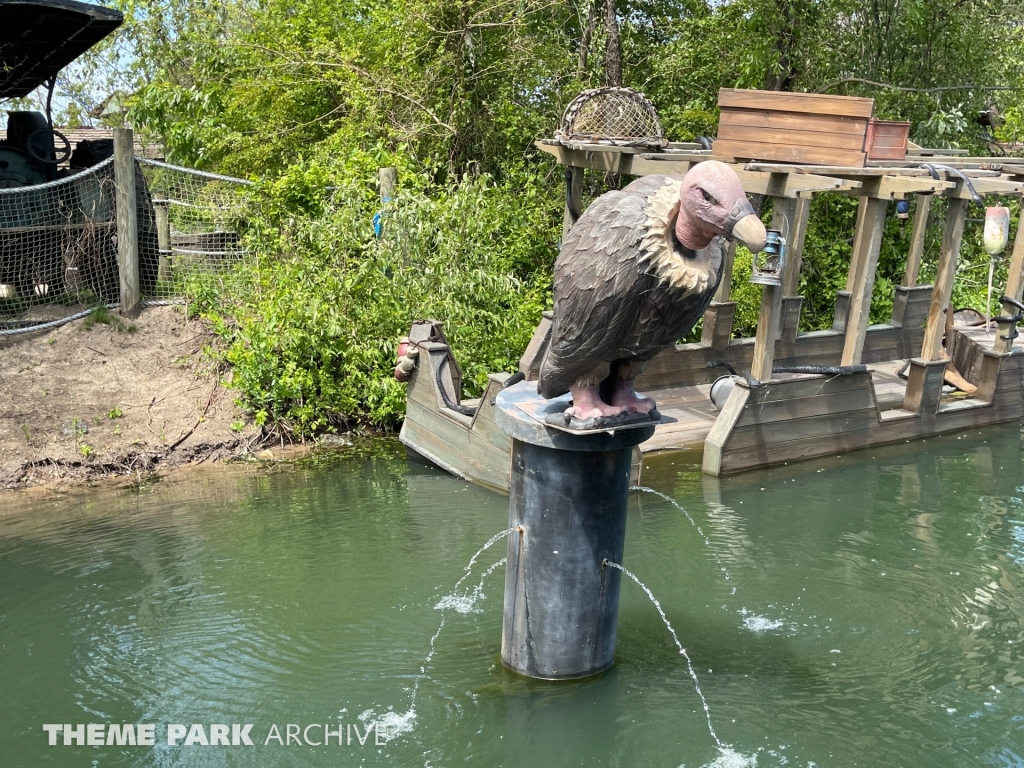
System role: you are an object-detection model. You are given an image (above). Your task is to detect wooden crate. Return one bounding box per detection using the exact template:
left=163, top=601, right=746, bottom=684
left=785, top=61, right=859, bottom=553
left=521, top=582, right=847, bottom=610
left=713, top=88, right=874, bottom=167
left=865, top=118, right=911, bottom=160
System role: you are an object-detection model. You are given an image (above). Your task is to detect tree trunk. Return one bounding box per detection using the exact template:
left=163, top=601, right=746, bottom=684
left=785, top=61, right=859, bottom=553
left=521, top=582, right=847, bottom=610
left=577, top=0, right=596, bottom=78
left=603, top=0, right=622, bottom=87
left=763, top=0, right=796, bottom=91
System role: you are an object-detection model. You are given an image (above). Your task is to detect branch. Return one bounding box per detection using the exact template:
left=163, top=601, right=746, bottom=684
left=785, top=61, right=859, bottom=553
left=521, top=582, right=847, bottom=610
left=819, top=77, right=1024, bottom=94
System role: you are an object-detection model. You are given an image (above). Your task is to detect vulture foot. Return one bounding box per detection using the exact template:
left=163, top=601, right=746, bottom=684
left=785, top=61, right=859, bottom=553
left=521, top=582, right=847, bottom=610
left=610, top=381, right=656, bottom=415
left=566, top=386, right=625, bottom=421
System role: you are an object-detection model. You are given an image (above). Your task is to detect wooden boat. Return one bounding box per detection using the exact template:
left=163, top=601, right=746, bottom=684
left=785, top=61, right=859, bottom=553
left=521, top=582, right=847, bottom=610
left=400, top=144, right=1024, bottom=491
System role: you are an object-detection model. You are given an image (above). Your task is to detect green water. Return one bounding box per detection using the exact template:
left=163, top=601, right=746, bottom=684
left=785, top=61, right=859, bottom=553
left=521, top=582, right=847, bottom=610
left=2, top=430, right=1024, bottom=767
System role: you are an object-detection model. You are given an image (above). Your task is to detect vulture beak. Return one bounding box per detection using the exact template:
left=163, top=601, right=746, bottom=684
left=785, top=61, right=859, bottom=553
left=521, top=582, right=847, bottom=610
left=727, top=199, right=767, bottom=254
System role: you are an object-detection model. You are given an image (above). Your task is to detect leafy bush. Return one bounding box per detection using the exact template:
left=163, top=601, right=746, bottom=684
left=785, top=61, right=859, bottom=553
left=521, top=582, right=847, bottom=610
left=190, top=157, right=559, bottom=436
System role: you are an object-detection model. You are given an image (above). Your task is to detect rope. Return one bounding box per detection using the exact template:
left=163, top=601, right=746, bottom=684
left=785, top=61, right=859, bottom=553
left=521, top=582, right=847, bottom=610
left=136, top=158, right=255, bottom=186
left=0, top=157, right=114, bottom=195
left=0, top=299, right=185, bottom=336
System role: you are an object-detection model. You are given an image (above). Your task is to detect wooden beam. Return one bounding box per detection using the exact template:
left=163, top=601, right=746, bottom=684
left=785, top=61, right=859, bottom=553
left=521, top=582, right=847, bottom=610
left=750, top=282, right=783, bottom=380
left=841, top=196, right=889, bottom=365
left=714, top=240, right=736, bottom=302
left=994, top=205, right=1024, bottom=354
left=946, top=176, right=1024, bottom=199
left=920, top=198, right=969, bottom=361
left=781, top=196, right=811, bottom=296
left=700, top=302, right=736, bottom=349
left=535, top=143, right=861, bottom=197
left=845, top=197, right=869, bottom=293
left=902, top=193, right=932, bottom=287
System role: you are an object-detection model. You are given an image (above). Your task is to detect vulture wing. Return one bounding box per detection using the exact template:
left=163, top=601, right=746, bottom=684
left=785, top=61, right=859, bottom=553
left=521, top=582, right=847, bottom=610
left=538, top=188, right=653, bottom=399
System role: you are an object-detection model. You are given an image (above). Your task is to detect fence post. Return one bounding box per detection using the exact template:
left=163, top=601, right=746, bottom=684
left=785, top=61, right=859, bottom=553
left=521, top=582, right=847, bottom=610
left=378, top=167, right=397, bottom=202
left=154, top=200, right=172, bottom=283
left=113, top=127, right=141, bottom=319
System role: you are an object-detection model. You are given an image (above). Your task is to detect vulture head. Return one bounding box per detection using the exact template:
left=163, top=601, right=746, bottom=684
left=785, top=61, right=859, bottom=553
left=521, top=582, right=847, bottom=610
left=675, top=160, right=766, bottom=254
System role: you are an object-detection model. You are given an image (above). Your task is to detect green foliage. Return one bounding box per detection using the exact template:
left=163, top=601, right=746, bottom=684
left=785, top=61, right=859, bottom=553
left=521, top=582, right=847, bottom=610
left=190, top=159, right=559, bottom=435
left=50, top=0, right=1022, bottom=436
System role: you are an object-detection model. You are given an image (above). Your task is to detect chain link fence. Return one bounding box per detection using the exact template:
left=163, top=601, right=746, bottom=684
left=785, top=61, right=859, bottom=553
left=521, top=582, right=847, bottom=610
left=0, top=154, right=255, bottom=336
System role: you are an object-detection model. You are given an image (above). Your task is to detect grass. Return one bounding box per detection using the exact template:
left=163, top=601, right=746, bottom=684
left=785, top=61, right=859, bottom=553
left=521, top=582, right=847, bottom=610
left=81, top=305, right=138, bottom=334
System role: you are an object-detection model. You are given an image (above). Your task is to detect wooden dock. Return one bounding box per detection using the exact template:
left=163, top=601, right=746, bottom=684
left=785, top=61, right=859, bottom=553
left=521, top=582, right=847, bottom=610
left=399, top=143, right=1024, bottom=491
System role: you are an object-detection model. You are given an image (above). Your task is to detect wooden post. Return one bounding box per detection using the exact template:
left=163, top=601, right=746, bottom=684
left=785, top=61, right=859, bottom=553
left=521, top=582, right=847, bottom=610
left=562, top=166, right=584, bottom=240
left=714, top=240, right=736, bottom=303
left=113, top=127, right=140, bottom=319
left=902, top=193, right=932, bottom=287
left=778, top=195, right=811, bottom=341
left=840, top=197, right=888, bottom=366
left=701, top=240, right=737, bottom=347
left=154, top=200, right=171, bottom=283
left=920, top=198, right=968, bottom=361
left=750, top=283, right=783, bottom=381
left=781, top=196, right=811, bottom=296
left=832, top=197, right=868, bottom=332
left=993, top=205, right=1024, bottom=354
left=379, top=167, right=397, bottom=202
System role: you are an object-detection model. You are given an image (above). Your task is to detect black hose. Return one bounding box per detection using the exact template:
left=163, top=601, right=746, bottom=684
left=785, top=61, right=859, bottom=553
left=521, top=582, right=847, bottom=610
left=436, top=354, right=476, bottom=416
left=564, top=167, right=581, bottom=221
left=706, top=360, right=738, bottom=376
left=772, top=364, right=869, bottom=375
left=920, top=163, right=983, bottom=205
left=503, top=371, right=526, bottom=389
left=707, top=359, right=760, bottom=387
left=994, top=295, right=1024, bottom=324
left=697, top=136, right=715, bottom=150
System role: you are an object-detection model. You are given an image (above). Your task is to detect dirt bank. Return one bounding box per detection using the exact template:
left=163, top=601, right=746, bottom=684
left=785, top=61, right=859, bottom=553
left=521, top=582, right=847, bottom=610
left=0, top=305, right=267, bottom=490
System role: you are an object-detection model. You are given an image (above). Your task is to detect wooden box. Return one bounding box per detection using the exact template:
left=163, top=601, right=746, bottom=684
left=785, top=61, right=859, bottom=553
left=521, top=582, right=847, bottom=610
left=864, top=118, right=911, bottom=160
left=713, top=88, right=874, bottom=167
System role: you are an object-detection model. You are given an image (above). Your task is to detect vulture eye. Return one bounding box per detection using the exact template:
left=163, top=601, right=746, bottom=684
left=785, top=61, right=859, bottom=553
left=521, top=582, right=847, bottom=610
left=701, top=189, right=717, bottom=204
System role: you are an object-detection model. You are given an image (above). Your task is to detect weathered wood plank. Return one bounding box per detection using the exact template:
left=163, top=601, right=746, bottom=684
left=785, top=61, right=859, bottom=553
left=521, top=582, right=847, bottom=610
left=713, top=139, right=867, bottom=168
left=729, top=407, right=879, bottom=450
left=903, top=193, right=932, bottom=287
left=736, top=387, right=876, bottom=427
left=750, top=371, right=874, bottom=401
left=701, top=385, right=751, bottom=475
left=842, top=196, right=889, bottom=365
left=717, top=123, right=868, bottom=150
left=718, top=108, right=870, bottom=135
left=700, top=301, right=736, bottom=349
left=717, top=89, right=875, bottom=118
left=113, top=127, right=141, bottom=320
left=921, top=198, right=969, bottom=360
left=781, top=196, right=811, bottom=296
left=902, top=358, right=947, bottom=414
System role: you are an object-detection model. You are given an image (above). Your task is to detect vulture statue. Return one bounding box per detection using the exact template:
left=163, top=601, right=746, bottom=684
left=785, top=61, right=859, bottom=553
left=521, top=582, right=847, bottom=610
left=538, top=161, right=767, bottom=423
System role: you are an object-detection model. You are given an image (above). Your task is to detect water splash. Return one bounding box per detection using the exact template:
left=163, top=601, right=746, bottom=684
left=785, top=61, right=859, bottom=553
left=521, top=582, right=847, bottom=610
left=631, top=485, right=733, bottom=585
left=434, top=557, right=507, bottom=614
left=370, top=529, right=514, bottom=742
left=605, top=559, right=721, bottom=746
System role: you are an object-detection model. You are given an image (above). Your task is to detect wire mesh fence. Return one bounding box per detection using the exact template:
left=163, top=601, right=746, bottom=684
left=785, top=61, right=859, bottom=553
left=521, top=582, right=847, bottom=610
left=137, top=158, right=255, bottom=299
left=0, top=155, right=255, bottom=333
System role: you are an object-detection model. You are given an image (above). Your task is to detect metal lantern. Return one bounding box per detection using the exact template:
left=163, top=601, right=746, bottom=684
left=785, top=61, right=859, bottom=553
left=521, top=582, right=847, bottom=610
left=750, top=229, right=786, bottom=286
